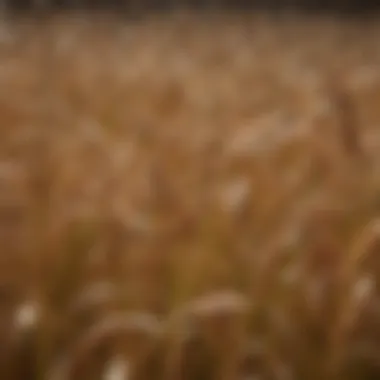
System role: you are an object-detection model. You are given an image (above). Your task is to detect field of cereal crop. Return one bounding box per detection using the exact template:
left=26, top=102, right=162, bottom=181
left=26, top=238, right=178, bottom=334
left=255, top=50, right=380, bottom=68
left=1, top=12, right=380, bottom=380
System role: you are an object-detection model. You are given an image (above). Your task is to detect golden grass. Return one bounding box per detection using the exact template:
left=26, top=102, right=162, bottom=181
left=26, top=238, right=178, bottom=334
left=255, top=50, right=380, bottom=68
left=1, top=11, right=380, bottom=380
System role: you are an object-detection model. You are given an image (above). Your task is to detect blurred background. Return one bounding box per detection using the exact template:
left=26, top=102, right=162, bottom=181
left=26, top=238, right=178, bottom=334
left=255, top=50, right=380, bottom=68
left=1, top=0, right=380, bottom=15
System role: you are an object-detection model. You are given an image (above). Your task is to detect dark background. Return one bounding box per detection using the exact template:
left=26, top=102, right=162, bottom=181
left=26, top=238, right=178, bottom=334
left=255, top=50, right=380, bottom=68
left=4, top=0, right=380, bottom=16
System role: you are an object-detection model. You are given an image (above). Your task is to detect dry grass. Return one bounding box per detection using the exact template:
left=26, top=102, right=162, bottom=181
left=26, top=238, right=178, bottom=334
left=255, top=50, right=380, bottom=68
left=1, top=10, right=380, bottom=380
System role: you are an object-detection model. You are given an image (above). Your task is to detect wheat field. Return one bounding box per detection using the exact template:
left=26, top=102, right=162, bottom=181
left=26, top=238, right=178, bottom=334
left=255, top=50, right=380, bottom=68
left=1, top=11, right=380, bottom=380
